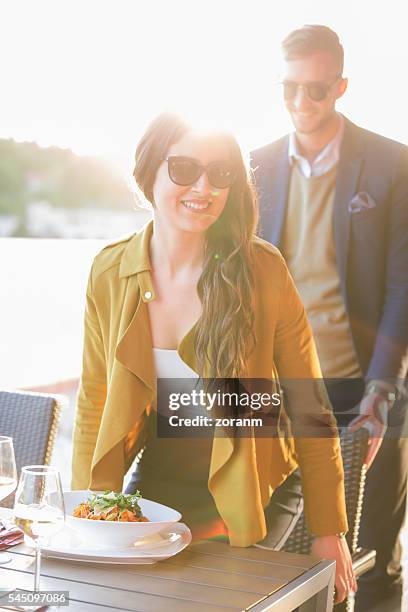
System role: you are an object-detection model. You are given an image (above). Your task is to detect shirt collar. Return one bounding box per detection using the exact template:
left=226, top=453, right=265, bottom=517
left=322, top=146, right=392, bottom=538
left=288, top=113, right=344, bottom=178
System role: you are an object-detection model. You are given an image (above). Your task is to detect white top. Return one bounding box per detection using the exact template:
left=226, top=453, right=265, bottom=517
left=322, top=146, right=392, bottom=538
left=288, top=113, right=344, bottom=178
left=153, top=348, right=198, bottom=379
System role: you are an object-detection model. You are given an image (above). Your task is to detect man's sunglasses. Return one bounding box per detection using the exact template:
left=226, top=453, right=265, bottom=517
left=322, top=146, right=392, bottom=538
left=163, top=156, right=236, bottom=189
left=282, top=75, right=342, bottom=102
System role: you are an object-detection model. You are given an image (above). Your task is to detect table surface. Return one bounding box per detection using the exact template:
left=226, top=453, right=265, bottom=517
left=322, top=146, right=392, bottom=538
left=0, top=527, right=334, bottom=612
left=1, top=542, right=331, bottom=612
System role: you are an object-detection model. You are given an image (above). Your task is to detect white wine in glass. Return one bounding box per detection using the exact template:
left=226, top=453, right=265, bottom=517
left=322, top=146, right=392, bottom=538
left=0, top=436, right=18, bottom=564
left=14, top=465, right=65, bottom=593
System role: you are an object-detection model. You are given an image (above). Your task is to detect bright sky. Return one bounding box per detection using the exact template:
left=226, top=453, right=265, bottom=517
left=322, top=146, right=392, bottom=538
left=2, top=0, right=408, bottom=177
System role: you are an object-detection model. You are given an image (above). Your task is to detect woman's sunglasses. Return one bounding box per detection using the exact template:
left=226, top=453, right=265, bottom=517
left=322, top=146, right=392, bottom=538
left=163, top=156, right=236, bottom=189
left=282, top=75, right=342, bottom=102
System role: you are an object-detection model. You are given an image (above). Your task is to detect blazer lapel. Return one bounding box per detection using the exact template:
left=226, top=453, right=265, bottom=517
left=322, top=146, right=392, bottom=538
left=115, top=221, right=156, bottom=392
left=91, top=220, right=236, bottom=497
left=90, top=227, right=157, bottom=488
left=115, top=284, right=155, bottom=393
left=91, top=273, right=156, bottom=489
left=333, top=118, right=364, bottom=305
left=116, top=256, right=236, bottom=491
left=255, top=137, right=290, bottom=248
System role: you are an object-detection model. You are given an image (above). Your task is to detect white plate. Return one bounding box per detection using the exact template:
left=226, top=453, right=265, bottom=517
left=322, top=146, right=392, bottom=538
left=40, top=522, right=192, bottom=564
left=63, top=490, right=182, bottom=548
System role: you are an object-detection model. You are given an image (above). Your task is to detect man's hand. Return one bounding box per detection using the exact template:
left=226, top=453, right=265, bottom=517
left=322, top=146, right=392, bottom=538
left=311, top=535, right=357, bottom=603
left=348, top=392, right=389, bottom=469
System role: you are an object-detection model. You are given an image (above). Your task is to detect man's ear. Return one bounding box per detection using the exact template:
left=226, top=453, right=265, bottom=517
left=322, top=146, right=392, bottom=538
left=337, top=77, right=348, bottom=99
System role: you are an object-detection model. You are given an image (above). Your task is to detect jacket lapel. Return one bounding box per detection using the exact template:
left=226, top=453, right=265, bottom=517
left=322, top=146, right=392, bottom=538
left=115, top=287, right=155, bottom=393
left=118, top=222, right=236, bottom=493
left=90, top=272, right=156, bottom=490
left=90, top=221, right=241, bottom=521
left=333, top=118, right=364, bottom=305
left=90, top=226, right=157, bottom=489
left=115, top=221, right=156, bottom=391
left=255, top=137, right=290, bottom=248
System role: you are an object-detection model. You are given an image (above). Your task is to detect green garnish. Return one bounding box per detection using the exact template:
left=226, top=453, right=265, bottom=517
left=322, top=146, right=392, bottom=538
left=88, top=491, right=143, bottom=516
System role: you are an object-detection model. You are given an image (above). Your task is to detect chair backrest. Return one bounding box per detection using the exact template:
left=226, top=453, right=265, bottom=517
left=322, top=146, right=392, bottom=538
left=283, top=428, right=369, bottom=555
left=0, top=390, right=62, bottom=508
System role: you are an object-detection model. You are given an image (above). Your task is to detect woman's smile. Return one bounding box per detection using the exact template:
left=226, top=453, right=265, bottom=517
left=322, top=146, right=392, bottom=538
left=180, top=198, right=212, bottom=212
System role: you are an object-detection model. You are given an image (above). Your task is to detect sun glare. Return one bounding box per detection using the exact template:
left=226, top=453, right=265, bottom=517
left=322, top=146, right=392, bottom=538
left=1, top=0, right=408, bottom=174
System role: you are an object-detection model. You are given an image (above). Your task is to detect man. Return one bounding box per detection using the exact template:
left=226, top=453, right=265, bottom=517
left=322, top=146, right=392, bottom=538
left=251, top=25, right=408, bottom=610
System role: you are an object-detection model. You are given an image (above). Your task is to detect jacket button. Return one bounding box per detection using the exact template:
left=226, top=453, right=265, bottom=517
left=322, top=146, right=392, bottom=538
left=144, top=290, right=152, bottom=300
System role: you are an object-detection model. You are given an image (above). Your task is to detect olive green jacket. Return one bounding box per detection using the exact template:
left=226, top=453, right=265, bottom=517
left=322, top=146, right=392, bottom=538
left=72, top=220, right=348, bottom=546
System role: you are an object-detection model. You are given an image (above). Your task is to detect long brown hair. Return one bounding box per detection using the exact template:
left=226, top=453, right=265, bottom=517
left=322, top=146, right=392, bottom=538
left=134, top=113, right=258, bottom=378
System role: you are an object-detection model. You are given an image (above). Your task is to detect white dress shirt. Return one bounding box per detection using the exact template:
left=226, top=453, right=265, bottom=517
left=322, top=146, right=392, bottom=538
left=288, top=114, right=345, bottom=178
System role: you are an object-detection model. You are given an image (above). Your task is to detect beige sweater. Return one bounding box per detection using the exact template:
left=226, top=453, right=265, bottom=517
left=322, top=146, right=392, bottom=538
left=281, top=163, right=361, bottom=379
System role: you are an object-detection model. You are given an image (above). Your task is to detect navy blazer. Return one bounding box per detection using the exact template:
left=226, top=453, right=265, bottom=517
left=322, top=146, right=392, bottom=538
left=251, top=116, right=408, bottom=381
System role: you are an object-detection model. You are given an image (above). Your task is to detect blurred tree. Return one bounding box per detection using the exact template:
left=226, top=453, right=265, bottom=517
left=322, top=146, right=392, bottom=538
left=0, top=138, right=137, bottom=234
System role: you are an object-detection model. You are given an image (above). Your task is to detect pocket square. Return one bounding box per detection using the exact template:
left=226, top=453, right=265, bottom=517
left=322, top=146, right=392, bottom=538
left=348, top=191, right=377, bottom=214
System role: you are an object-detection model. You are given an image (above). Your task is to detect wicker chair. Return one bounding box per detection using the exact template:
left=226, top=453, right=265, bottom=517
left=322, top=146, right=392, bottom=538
left=282, top=428, right=376, bottom=611
left=0, top=389, right=62, bottom=508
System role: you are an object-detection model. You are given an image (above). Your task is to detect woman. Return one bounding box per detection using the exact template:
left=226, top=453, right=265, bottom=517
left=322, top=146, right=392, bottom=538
left=72, top=112, right=356, bottom=601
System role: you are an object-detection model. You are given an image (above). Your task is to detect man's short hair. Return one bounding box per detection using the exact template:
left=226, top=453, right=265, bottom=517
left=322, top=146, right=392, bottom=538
left=282, top=25, right=344, bottom=74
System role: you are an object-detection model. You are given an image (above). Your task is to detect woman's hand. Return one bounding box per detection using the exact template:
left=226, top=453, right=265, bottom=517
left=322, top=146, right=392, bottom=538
left=311, top=535, right=357, bottom=604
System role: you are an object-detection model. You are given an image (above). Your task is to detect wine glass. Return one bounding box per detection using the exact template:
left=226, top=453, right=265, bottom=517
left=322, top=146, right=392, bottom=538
left=14, top=465, right=65, bottom=592
left=0, top=436, right=18, bottom=564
